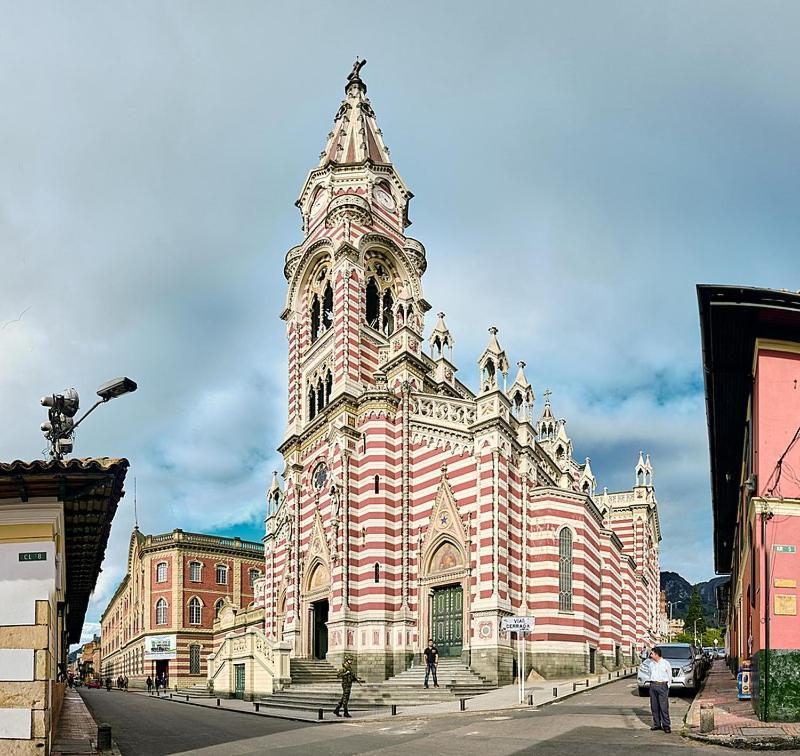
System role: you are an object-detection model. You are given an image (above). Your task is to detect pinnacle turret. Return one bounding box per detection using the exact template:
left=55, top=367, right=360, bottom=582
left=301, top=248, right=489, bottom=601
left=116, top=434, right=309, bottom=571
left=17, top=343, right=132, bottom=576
left=508, top=360, right=535, bottom=420
left=318, top=59, right=392, bottom=168
left=478, top=326, right=509, bottom=393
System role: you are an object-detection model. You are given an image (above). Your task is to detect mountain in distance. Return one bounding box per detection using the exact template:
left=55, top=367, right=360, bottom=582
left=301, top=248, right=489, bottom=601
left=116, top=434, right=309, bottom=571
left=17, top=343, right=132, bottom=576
left=660, top=571, right=729, bottom=625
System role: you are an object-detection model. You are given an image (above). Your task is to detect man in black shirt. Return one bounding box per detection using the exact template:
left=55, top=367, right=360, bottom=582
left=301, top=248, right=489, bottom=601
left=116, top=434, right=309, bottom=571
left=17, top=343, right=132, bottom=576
left=423, top=638, right=439, bottom=688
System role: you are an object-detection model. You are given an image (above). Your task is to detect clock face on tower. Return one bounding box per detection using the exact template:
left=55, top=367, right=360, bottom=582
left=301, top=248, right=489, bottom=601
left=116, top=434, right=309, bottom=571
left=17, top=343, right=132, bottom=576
left=373, top=186, right=396, bottom=211
left=311, top=190, right=326, bottom=215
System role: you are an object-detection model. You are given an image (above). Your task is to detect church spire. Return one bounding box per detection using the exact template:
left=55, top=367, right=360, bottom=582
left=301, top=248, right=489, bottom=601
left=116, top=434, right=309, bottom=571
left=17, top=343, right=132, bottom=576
left=319, top=59, right=392, bottom=167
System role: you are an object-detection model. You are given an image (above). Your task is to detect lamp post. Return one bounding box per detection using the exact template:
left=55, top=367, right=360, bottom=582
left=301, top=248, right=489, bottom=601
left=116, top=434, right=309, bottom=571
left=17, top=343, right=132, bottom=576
left=666, top=601, right=679, bottom=641
left=693, top=618, right=701, bottom=647
left=40, top=377, right=137, bottom=459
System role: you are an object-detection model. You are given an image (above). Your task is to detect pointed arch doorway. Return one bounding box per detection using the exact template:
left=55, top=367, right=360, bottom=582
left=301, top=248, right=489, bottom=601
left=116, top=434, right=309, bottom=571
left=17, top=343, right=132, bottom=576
left=431, top=583, right=463, bottom=658
left=303, top=560, right=331, bottom=659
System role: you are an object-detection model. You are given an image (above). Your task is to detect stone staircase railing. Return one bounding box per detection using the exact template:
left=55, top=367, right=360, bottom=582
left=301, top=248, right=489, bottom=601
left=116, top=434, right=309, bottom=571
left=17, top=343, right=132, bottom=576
left=206, top=628, right=292, bottom=699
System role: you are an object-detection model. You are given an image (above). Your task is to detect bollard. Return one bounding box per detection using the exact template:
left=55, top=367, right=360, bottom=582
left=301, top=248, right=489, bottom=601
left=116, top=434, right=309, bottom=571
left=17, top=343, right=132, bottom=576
left=528, top=693, right=534, bottom=706
left=97, top=723, right=112, bottom=751
left=318, top=708, right=324, bottom=720
left=169, top=694, right=173, bottom=700
left=700, top=703, right=715, bottom=733
left=585, top=679, right=589, bottom=687
left=186, top=695, right=189, bottom=702
left=552, top=687, right=558, bottom=697
left=607, top=673, right=611, bottom=680
left=254, top=702, right=260, bottom=712
left=460, top=698, right=466, bottom=711
left=573, top=682, right=577, bottom=692
left=216, top=698, right=220, bottom=707
left=391, top=704, right=397, bottom=716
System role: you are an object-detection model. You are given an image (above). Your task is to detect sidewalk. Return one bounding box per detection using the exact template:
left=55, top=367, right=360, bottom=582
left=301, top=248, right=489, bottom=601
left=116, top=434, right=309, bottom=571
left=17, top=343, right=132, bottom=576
left=684, top=663, right=800, bottom=749
left=146, top=666, right=637, bottom=723
left=51, top=687, right=120, bottom=755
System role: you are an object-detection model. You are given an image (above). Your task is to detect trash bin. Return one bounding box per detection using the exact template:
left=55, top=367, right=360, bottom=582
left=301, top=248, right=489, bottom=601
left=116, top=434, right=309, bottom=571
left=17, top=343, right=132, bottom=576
left=737, top=661, right=751, bottom=700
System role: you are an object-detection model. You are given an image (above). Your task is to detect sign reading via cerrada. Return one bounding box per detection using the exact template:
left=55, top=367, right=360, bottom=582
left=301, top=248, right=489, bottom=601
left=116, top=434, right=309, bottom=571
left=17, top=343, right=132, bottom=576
left=18, top=552, right=47, bottom=562
left=501, top=616, right=535, bottom=633
left=774, top=545, right=797, bottom=554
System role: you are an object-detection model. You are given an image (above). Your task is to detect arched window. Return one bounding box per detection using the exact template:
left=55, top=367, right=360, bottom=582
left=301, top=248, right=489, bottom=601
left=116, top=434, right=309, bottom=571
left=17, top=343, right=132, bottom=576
left=155, top=598, right=168, bottom=626
left=215, top=598, right=225, bottom=617
left=156, top=562, right=167, bottom=583
left=374, top=563, right=380, bottom=583
left=250, top=568, right=260, bottom=586
left=374, top=475, right=380, bottom=494
left=308, top=385, right=317, bottom=420
left=558, top=528, right=573, bottom=612
left=189, top=597, right=202, bottom=625
left=381, top=289, right=394, bottom=335
left=322, top=283, right=333, bottom=331
left=365, top=277, right=380, bottom=328
left=189, top=644, right=201, bottom=675
left=325, top=370, right=333, bottom=404
left=310, top=294, right=321, bottom=342
left=188, top=561, right=202, bottom=582
left=215, top=564, right=228, bottom=585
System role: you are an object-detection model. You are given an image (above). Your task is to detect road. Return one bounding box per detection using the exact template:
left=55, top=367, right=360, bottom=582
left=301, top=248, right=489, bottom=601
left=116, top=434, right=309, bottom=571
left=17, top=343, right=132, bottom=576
left=80, top=679, right=761, bottom=755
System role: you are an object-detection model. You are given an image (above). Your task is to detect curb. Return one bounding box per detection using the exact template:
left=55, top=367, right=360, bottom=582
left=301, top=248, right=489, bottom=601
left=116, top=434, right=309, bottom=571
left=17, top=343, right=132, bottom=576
left=142, top=668, right=637, bottom=726
left=683, top=732, right=800, bottom=751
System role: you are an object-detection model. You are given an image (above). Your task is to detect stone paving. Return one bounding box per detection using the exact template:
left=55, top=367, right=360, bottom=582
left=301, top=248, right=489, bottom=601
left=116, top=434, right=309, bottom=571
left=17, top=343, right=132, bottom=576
left=51, top=688, right=99, bottom=755
left=685, top=662, right=800, bottom=747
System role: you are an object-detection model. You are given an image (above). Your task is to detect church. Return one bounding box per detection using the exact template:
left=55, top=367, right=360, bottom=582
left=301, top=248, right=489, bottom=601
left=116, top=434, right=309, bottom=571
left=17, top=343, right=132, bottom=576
left=260, top=61, right=662, bottom=685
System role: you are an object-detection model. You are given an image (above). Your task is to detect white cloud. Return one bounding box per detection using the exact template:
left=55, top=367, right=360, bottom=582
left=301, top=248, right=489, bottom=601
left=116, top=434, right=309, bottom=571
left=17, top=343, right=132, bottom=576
left=4, top=2, right=799, bottom=630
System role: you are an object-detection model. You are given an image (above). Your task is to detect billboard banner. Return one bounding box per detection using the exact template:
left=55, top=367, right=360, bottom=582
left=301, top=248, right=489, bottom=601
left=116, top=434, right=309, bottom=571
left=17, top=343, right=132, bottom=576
left=144, top=634, right=177, bottom=660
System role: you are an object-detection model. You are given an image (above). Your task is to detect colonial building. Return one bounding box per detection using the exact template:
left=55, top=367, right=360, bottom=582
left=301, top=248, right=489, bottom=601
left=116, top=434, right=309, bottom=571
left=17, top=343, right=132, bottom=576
left=0, top=457, right=127, bottom=755
left=699, top=284, right=800, bottom=721
left=260, top=61, right=662, bottom=685
left=100, top=528, right=263, bottom=688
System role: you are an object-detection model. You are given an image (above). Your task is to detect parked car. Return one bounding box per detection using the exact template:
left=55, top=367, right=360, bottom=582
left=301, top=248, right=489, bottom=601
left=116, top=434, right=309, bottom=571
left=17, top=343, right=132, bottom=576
left=703, top=647, right=716, bottom=666
left=637, top=643, right=703, bottom=697
left=716, top=647, right=726, bottom=659
left=86, top=679, right=102, bottom=689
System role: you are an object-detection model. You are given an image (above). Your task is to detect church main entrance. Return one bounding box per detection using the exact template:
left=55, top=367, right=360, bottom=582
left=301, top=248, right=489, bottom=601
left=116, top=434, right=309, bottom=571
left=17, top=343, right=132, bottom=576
left=432, top=584, right=463, bottom=657
left=312, top=599, right=329, bottom=660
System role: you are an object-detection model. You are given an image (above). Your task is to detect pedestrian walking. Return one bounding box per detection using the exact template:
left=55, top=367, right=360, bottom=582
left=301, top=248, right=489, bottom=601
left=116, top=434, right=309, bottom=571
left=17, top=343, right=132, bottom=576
left=333, top=658, right=363, bottom=718
left=68, top=673, right=74, bottom=689
left=423, top=638, right=439, bottom=688
left=146, top=675, right=153, bottom=694
left=123, top=675, right=129, bottom=691
left=647, top=647, right=672, bottom=733
left=105, top=677, right=112, bottom=692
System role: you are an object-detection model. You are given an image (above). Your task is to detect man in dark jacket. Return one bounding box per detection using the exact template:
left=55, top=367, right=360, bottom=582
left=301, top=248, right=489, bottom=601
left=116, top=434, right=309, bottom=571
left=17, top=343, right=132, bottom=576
left=423, top=638, right=439, bottom=688
left=333, top=658, right=363, bottom=718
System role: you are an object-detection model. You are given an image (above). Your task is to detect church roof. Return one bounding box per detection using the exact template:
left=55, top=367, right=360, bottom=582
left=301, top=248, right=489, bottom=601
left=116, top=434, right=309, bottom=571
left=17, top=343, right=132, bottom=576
left=319, top=59, right=392, bottom=168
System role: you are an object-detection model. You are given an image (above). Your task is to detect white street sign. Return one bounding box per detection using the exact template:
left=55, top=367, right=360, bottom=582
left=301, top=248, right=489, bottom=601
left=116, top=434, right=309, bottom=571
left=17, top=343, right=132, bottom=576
left=502, top=616, right=535, bottom=633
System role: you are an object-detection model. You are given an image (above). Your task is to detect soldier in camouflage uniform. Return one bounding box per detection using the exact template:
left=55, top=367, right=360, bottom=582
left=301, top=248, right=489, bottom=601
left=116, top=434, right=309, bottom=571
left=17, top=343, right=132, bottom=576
left=333, top=658, right=363, bottom=718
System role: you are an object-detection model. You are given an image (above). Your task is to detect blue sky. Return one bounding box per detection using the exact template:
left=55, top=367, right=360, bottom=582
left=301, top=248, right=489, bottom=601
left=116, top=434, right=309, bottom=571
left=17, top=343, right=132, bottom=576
left=1, top=2, right=799, bottom=643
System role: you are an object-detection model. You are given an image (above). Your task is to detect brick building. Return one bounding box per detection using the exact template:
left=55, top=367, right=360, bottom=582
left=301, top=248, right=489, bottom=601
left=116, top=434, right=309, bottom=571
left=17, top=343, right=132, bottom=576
left=260, top=62, right=662, bottom=685
left=101, top=528, right=263, bottom=689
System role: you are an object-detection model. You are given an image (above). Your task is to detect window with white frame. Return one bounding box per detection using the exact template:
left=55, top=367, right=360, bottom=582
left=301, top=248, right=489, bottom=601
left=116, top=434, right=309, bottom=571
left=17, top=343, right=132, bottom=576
left=189, top=597, right=202, bottom=625
left=215, top=598, right=225, bottom=617
left=215, top=564, right=228, bottom=585
left=189, top=561, right=202, bottom=582
left=249, top=568, right=260, bottom=586
left=155, top=598, right=168, bottom=625
left=558, top=528, right=573, bottom=612
left=156, top=562, right=167, bottom=583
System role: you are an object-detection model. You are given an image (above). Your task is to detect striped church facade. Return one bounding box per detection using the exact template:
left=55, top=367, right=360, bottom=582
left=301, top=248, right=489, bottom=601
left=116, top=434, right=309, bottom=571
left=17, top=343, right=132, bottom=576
left=263, top=62, right=662, bottom=684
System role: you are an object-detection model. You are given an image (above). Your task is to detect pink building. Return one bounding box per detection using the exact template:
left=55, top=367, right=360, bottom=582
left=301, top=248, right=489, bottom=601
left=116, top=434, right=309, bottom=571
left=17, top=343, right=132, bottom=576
left=699, top=284, right=800, bottom=721
left=262, top=62, right=662, bottom=685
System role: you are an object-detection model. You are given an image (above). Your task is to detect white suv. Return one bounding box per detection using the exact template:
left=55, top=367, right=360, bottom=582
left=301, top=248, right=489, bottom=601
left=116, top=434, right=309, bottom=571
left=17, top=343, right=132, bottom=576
left=637, top=643, right=700, bottom=697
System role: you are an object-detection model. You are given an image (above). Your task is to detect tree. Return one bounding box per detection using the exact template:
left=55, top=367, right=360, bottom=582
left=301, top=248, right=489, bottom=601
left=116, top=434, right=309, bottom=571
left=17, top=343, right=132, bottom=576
left=683, top=586, right=706, bottom=641
left=702, top=627, right=723, bottom=647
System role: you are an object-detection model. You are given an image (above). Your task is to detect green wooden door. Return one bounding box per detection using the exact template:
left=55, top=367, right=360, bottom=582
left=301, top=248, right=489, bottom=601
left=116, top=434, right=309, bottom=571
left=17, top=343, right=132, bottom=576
left=234, top=664, right=245, bottom=699
left=432, top=584, right=463, bottom=657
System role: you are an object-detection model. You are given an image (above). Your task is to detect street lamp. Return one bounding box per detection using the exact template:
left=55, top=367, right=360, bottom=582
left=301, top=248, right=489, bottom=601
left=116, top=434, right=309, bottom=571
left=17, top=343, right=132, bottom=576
left=666, top=601, right=680, bottom=641
left=40, top=377, right=137, bottom=459
left=693, top=618, right=701, bottom=647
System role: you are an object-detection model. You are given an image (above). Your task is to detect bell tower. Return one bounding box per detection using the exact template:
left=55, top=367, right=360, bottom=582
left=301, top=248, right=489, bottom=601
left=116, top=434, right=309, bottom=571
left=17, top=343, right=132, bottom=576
left=280, top=59, right=430, bottom=442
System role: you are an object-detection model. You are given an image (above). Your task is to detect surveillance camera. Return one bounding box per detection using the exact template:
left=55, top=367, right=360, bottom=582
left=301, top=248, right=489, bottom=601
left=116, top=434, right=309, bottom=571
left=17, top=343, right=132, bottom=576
left=96, top=377, right=137, bottom=401
left=41, top=421, right=52, bottom=433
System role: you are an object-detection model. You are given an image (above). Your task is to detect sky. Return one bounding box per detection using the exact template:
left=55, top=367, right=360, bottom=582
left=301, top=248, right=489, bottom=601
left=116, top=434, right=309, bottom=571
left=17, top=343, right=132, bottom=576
left=2, top=2, right=799, bottom=645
